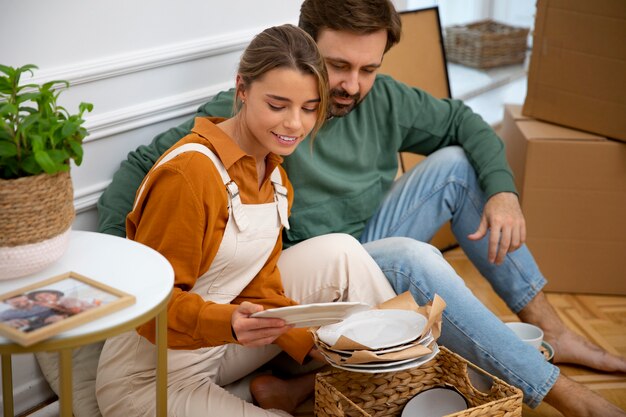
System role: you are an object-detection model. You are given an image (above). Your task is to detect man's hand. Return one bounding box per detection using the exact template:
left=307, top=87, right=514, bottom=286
left=231, top=301, right=293, bottom=348
left=467, top=192, right=526, bottom=265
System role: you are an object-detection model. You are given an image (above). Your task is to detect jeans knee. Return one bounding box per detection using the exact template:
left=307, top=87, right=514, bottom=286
left=365, top=237, right=443, bottom=267
left=432, top=146, right=472, bottom=173
left=402, top=147, right=475, bottom=195
left=394, top=236, right=442, bottom=258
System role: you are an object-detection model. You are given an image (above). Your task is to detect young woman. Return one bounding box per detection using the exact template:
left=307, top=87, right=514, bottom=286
left=95, top=24, right=396, bottom=417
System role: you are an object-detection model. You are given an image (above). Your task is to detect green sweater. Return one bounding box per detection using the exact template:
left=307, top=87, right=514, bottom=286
left=98, top=74, right=515, bottom=246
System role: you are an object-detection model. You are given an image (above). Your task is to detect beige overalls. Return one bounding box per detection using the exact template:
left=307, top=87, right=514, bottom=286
left=96, top=144, right=396, bottom=417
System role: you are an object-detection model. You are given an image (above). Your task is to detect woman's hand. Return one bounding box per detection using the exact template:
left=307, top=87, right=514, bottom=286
left=231, top=301, right=293, bottom=347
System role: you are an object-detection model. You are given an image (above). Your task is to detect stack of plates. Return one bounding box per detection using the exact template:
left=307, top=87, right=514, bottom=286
left=314, top=309, right=440, bottom=373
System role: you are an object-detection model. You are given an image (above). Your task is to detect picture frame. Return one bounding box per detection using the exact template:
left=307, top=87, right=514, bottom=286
left=0, top=271, right=135, bottom=346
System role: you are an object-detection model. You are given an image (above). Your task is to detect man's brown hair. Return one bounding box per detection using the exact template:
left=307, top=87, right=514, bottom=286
left=299, top=0, right=402, bottom=53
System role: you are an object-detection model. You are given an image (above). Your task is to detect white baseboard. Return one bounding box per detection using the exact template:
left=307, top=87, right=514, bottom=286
left=23, top=399, right=59, bottom=417
left=0, top=371, right=54, bottom=416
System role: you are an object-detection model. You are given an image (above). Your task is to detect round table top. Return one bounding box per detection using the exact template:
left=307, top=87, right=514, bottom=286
left=0, top=230, right=174, bottom=350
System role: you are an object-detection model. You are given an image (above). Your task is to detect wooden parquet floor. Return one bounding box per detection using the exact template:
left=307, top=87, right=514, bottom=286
left=295, top=247, right=626, bottom=417
left=443, top=247, right=626, bottom=416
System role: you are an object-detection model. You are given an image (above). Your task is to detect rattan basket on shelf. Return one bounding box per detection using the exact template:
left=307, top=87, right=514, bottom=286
left=444, top=20, right=529, bottom=69
left=315, top=346, right=522, bottom=417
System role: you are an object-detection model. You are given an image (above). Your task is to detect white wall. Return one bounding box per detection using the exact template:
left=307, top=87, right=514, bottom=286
left=1, top=0, right=301, bottom=232
left=0, top=1, right=301, bottom=413
left=405, top=0, right=534, bottom=28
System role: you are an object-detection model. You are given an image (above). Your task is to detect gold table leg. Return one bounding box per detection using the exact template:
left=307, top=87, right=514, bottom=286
left=59, top=349, right=73, bottom=417
left=156, top=306, right=168, bottom=417
left=2, top=354, right=14, bottom=417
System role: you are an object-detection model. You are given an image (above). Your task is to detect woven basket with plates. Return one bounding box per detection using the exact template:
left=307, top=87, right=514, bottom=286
left=0, top=171, right=75, bottom=280
left=315, top=346, right=522, bottom=417
left=444, top=20, right=529, bottom=69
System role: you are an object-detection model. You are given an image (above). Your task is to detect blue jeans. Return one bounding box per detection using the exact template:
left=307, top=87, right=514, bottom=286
left=360, top=147, right=559, bottom=407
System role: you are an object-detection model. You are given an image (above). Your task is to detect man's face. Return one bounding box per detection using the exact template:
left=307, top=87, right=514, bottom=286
left=316, top=29, right=387, bottom=117
left=6, top=295, right=32, bottom=309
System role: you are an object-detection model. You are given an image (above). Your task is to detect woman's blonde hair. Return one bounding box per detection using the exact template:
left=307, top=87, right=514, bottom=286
left=234, top=24, right=329, bottom=139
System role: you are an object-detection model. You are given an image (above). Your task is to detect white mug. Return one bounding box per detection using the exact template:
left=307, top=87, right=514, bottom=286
left=505, top=322, right=544, bottom=349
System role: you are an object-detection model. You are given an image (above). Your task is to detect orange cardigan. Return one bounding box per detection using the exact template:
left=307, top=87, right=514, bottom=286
left=127, top=117, right=314, bottom=363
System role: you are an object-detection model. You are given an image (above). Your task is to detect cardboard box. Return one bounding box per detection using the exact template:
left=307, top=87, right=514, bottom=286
left=380, top=7, right=450, bottom=99
left=501, top=105, right=626, bottom=295
left=523, top=0, right=626, bottom=142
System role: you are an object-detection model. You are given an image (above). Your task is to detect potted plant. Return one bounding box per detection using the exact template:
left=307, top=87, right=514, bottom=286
left=0, top=64, right=93, bottom=280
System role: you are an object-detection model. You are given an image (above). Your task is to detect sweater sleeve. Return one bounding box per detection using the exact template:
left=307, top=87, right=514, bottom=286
left=129, top=157, right=239, bottom=349
left=97, top=90, right=235, bottom=238
left=380, top=76, right=517, bottom=198
left=232, top=238, right=315, bottom=364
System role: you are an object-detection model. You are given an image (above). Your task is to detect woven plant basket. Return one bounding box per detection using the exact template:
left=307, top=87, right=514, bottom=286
left=315, top=346, right=522, bottom=417
left=0, top=171, right=75, bottom=280
left=444, top=20, right=529, bottom=69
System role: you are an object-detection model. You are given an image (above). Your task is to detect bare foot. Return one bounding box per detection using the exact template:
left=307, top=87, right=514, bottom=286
left=544, top=374, right=626, bottom=417
left=547, top=326, right=626, bottom=373
left=519, top=292, right=626, bottom=373
left=250, top=373, right=315, bottom=414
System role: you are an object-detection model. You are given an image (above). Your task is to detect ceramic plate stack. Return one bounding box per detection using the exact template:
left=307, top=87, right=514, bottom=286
left=314, top=309, right=440, bottom=373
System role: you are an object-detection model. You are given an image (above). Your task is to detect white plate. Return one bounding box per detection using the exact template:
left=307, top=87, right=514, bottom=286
left=401, top=386, right=468, bottom=417
left=329, top=344, right=440, bottom=374
left=325, top=330, right=434, bottom=355
left=336, top=354, right=428, bottom=369
left=317, top=348, right=420, bottom=369
left=316, top=309, right=427, bottom=349
left=250, top=302, right=370, bottom=328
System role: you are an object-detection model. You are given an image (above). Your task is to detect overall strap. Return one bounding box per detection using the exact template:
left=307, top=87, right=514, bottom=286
left=270, top=168, right=290, bottom=229
left=133, top=143, right=249, bottom=231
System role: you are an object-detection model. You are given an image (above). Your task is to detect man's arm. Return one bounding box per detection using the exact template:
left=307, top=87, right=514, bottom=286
left=381, top=76, right=526, bottom=262
left=96, top=89, right=235, bottom=237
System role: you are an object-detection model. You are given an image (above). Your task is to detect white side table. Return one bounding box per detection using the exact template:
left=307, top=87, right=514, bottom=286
left=0, top=230, right=174, bottom=417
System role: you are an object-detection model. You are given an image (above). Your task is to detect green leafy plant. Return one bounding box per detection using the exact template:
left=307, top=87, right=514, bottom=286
left=0, top=64, right=93, bottom=179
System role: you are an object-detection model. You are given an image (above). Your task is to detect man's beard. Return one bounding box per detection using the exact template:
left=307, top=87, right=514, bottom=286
left=328, top=88, right=361, bottom=118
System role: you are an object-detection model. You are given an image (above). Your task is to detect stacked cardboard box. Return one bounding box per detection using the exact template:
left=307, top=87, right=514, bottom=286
left=501, top=0, right=626, bottom=295
left=523, top=0, right=626, bottom=142
left=501, top=106, right=626, bottom=295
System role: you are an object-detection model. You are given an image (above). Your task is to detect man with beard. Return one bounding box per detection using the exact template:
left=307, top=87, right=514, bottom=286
left=98, top=0, right=626, bottom=415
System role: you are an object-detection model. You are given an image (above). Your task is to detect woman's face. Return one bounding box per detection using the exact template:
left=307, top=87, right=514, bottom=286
left=34, top=292, right=59, bottom=303
left=237, top=67, right=320, bottom=158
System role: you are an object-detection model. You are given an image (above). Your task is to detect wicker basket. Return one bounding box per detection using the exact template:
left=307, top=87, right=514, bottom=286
left=0, top=172, right=75, bottom=280
left=444, top=20, right=529, bottom=69
left=315, top=346, right=522, bottom=417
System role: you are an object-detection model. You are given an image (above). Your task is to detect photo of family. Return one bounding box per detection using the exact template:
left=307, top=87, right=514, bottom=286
left=0, top=272, right=134, bottom=346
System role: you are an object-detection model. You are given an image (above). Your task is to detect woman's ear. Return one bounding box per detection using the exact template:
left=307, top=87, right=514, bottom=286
left=235, top=75, right=247, bottom=103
